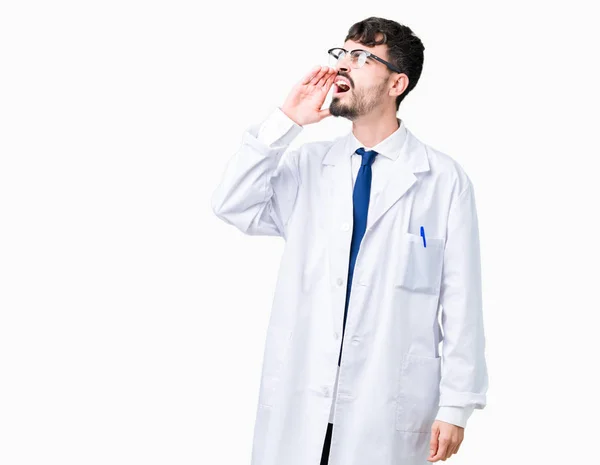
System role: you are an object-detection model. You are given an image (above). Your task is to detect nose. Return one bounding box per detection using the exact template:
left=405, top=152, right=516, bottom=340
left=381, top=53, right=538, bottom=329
left=334, top=54, right=352, bottom=73
left=336, top=63, right=350, bottom=73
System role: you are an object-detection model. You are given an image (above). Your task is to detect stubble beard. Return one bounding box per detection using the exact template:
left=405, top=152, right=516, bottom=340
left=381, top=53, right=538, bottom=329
left=329, top=83, right=386, bottom=121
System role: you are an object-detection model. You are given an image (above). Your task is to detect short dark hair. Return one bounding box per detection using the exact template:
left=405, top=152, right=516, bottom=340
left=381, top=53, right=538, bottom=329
left=344, top=17, right=425, bottom=111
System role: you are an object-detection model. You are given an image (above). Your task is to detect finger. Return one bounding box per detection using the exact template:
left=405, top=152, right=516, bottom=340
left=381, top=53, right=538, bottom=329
left=321, top=71, right=336, bottom=91
left=300, top=65, right=323, bottom=85
left=445, top=442, right=457, bottom=459
left=429, top=437, right=449, bottom=462
left=428, top=428, right=439, bottom=459
left=309, top=66, right=328, bottom=86
left=318, top=107, right=331, bottom=121
left=454, top=441, right=462, bottom=454
left=445, top=439, right=457, bottom=460
left=453, top=430, right=464, bottom=455
left=308, top=66, right=325, bottom=86
left=320, top=67, right=337, bottom=87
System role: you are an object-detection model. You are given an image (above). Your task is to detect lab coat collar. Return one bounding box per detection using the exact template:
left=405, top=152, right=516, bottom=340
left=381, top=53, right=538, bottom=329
left=347, top=116, right=407, bottom=161
left=322, top=118, right=430, bottom=174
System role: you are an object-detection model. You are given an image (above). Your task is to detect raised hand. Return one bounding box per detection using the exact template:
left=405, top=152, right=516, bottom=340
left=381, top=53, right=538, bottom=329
left=280, top=65, right=337, bottom=126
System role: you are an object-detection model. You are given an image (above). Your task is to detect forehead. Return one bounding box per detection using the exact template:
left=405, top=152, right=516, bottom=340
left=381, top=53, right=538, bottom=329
left=343, top=39, right=389, bottom=60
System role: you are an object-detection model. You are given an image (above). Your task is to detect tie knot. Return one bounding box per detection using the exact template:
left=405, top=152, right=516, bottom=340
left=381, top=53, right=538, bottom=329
left=356, top=147, right=379, bottom=166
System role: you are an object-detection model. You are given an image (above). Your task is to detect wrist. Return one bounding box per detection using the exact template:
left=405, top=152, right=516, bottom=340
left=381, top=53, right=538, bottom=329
left=279, top=106, right=304, bottom=127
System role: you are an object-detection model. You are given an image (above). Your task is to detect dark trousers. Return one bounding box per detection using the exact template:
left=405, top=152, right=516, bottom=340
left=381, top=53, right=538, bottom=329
left=320, top=422, right=334, bottom=465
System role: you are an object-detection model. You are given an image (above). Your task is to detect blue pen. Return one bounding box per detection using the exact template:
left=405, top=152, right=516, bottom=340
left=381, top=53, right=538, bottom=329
left=420, top=226, right=427, bottom=247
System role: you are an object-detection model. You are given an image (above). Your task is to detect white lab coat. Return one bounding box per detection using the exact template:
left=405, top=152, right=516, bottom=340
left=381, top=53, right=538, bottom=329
left=211, top=108, right=488, bottom=465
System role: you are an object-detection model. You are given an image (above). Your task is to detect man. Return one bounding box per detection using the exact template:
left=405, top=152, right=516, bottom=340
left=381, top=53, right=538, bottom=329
left=211, top=16, right=488, bottom=465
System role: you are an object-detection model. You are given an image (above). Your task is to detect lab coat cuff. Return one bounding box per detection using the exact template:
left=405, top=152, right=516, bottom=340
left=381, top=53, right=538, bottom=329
left=256, top=106, right=304, bottom=147
left=435, top=405, right=475, bottom=429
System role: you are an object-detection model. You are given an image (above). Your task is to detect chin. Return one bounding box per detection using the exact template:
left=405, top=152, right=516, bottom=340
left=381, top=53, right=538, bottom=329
left=330, top=101, right=356, bottom=119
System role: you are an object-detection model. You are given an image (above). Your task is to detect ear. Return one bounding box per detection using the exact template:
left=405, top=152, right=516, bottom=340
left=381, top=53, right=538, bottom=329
left=390, top=73, right=409, bottom=97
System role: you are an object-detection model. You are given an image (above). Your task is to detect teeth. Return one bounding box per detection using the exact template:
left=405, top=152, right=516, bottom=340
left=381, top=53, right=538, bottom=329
left=335, top=80, right=350, bottom=91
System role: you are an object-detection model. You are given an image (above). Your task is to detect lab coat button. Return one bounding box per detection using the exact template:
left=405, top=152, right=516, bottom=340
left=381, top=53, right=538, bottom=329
left=336, top=278, right=344, bottom=286
left=351, top=337, right=360, bottom=345
left=341, top=222, right=350, bottom=231
left=334, top=332, right=340, bottom=340
left=322, top=386, right=330, bottom=396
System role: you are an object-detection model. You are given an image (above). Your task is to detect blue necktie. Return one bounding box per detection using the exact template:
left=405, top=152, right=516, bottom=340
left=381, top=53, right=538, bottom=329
left=338, top=147, right=378, bottom=366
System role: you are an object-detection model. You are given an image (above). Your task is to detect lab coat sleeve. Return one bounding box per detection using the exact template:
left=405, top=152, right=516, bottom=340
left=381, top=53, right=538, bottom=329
left=210, top=107, right=304, bottom=239
left=435, top=180, right=488, bottom=429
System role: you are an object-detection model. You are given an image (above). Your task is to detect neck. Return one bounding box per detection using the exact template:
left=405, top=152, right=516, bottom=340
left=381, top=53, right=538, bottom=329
left=351, top=107, right=399, bottom=148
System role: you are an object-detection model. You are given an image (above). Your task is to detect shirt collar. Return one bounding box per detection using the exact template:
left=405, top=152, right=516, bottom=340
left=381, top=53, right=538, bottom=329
left=346, top=117, right=408, bottom=160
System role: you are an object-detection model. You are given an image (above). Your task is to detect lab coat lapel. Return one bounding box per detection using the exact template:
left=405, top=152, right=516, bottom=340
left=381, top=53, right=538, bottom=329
left=367, top=130, right=431, bottom=231
left=365, top=164, right=417, bottom=233
left=321, top=129, right=431, bottom=235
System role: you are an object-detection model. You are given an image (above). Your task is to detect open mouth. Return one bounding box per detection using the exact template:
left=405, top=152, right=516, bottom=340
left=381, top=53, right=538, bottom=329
left=334, top=81, right=351, bottom=94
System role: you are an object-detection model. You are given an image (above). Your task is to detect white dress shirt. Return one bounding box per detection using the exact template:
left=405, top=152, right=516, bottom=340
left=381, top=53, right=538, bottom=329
left=255, top=107, right=474, bottom=428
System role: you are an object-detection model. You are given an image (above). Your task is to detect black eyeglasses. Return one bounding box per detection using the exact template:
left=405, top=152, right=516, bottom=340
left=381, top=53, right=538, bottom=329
left=327, top=47, right=402, bottom=74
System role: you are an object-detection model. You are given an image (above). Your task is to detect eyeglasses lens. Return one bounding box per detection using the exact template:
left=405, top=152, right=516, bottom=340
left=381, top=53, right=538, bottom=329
left=328, top=49, right=367, bottom=69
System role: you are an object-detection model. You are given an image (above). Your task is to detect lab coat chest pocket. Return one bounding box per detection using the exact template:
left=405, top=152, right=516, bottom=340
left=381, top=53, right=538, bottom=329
left=259, top=325, right=293, bottom=407
left=396, top=354, right=441, bottom=432
left=396, top=232, right=445, bottom=295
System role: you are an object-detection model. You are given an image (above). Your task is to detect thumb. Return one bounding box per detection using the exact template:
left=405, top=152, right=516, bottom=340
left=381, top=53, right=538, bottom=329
left=318, top=107, right=331, bottom=121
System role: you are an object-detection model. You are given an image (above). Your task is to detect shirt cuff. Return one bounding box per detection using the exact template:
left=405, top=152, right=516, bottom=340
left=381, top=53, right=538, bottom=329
left=256, top=106, right=303, bottom=147
left=435, top=406, right=475, bottom=429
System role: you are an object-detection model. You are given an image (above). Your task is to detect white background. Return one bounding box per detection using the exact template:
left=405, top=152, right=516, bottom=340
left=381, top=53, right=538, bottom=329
left=1, top=1, right=599, bottom=464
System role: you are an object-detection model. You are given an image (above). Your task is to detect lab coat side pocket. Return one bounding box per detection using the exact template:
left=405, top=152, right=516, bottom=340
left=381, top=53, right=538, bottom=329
left=258, top=325, right=294, bottom=408
left=395, top=354, right=441, bottom=433
left=395, top=232, right=445, bottom=295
